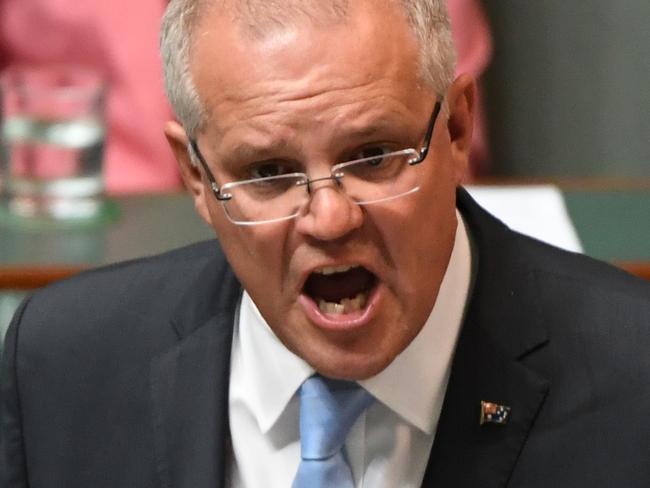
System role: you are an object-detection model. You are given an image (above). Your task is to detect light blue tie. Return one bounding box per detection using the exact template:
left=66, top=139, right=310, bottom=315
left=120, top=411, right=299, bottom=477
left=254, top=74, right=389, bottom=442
left=292, top=375, right=374, bottom=488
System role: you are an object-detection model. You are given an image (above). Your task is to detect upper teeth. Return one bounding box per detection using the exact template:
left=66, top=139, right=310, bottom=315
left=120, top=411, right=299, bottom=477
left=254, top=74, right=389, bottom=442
left=315, top=265, right=355, bottom=275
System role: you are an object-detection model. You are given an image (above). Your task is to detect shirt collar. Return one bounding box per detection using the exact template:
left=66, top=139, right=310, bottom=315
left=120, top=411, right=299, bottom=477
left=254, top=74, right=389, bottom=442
left=234, top=210, right=472, bottom=435
left=232, top=292, right=314, bottom=433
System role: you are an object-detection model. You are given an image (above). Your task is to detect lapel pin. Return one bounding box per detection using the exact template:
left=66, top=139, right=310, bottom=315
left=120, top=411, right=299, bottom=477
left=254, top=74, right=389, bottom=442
left=480, top=401, right=511, bottom=425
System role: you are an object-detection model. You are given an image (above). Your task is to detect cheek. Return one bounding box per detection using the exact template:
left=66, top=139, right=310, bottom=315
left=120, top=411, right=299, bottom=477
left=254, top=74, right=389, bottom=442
left=375, top=179, right=457, bottom=297
left=208, top=207, right=289, bottom=294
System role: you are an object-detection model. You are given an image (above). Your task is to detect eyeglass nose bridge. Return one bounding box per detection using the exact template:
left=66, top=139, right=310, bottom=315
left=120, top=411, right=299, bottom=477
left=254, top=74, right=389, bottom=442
left=297, top=171, right=345, bottom=195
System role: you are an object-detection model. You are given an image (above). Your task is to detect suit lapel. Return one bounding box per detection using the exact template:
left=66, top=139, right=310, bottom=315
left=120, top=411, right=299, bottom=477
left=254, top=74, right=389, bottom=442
left=150, top=253, right=241, bottom=488
left=421, top=306, right=549, bottom=487
left=421, top=189, right=552, bottom=487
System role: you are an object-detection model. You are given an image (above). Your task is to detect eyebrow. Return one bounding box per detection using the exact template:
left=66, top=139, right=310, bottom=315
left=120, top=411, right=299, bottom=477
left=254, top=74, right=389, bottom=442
left=221, top=117, right=408, bottom=165
left=345, top=123, right=391, bottom=141
left=335, top=117, right=412, bottom=144
left=224, top=138, right=295, bottom=166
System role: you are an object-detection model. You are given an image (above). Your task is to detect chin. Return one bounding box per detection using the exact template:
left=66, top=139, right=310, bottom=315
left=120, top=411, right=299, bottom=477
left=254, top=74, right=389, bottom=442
left=308, top=348, right=395, bottom=381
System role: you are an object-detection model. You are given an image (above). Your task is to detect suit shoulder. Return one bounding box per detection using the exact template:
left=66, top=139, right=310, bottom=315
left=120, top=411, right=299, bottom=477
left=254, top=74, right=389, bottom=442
left=514, top=231, right=650, bottom=303
left=459, top=187, right=648, bottom=303
left=11, top=239, right=230, bottom=354
left=507, top=233, right=650, bottom=375
left=34, top=238, right=223, bottom=304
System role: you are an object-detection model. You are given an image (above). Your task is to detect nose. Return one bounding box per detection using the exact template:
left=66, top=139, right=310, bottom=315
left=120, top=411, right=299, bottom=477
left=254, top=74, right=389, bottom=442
left=294, top=180, right=363, bottom=241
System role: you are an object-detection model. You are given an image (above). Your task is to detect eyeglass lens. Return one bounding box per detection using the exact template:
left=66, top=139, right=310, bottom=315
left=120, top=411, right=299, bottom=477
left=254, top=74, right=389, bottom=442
left=222, top=150, right=421, bottom=224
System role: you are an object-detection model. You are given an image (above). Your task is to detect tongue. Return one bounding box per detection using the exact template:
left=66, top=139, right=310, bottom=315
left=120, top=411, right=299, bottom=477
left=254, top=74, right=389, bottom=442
left=304, top=267, right=376, bottom=303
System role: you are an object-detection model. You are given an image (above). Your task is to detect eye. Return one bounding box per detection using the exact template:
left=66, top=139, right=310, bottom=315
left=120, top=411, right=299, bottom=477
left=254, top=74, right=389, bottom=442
left=350, top=146, right=394, bottom=167
left=249, top=161, right=294, bottom=179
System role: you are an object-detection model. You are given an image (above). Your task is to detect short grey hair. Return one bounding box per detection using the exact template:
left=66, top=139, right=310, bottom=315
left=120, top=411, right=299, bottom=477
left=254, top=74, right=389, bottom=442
left=160, top=0, right=456, bottom=138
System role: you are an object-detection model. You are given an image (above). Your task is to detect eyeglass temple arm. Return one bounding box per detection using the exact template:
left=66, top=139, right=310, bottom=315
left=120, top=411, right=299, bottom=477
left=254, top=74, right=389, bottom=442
left=412, top=99, right=442, bottom=165
left=189, top=139, right=231, bottom=201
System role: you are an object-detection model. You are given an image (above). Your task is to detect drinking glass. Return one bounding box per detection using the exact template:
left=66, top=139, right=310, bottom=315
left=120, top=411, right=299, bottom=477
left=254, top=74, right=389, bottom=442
left=0, top=65, right=107, bottom=221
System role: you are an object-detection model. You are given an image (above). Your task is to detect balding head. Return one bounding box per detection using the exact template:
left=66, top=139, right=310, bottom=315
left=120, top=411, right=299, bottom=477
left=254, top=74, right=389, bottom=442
left=160, top=0, right=456, bottom=137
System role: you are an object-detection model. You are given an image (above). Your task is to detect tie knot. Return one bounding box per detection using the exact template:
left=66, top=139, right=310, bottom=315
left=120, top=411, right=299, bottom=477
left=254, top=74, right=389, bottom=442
left=298, top=375, right=374, bottom=460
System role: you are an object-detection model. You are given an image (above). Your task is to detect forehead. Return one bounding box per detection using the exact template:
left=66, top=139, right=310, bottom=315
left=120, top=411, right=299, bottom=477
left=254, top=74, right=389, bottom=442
left=190, top=1, right=429, bottom=133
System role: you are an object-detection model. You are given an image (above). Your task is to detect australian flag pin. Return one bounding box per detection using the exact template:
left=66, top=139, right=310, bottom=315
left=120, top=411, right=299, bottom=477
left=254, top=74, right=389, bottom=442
left=480, top=401, right=511, bottom=425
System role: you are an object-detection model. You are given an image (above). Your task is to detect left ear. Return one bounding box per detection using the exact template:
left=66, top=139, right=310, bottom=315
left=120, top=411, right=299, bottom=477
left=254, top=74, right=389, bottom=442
left=445, top=74, right=476, bottom=183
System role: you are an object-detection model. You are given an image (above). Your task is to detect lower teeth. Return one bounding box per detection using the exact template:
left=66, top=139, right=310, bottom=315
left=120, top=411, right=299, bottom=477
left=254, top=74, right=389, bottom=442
left=318, top=292, right=368, bottom=315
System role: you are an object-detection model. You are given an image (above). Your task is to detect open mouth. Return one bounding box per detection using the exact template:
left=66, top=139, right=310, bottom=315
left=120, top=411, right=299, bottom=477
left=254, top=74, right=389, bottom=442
left=303, top=265, right=378, bottom=315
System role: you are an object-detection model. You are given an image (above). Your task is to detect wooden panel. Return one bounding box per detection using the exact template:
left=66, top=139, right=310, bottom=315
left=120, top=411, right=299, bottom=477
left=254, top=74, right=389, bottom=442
left=0, top=266, right=83, bottom=290
left=616, top=262, right=650, bottom=282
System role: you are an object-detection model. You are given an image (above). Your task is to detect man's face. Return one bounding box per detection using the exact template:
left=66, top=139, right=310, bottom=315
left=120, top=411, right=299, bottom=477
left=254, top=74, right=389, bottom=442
left=167, top=1, right=474, bottom=379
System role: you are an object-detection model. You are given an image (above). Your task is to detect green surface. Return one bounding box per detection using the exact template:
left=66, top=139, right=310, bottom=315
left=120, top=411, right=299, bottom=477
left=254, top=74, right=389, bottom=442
left=0, top=291, right=24, bottom=352
left=0, top=199, right=120, bottom=231
left=564, top=190, right=650, bottom=262
left=0, top=193, right=213, bottom=267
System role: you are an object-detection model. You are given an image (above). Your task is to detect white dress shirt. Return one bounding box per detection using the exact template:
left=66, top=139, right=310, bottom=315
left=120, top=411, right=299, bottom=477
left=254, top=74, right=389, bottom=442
left=228, top=212, right=472, bottom=487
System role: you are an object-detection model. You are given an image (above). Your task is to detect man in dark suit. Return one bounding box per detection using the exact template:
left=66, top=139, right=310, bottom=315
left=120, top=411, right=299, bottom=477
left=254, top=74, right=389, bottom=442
left=2, top=0, right=649, bottom=487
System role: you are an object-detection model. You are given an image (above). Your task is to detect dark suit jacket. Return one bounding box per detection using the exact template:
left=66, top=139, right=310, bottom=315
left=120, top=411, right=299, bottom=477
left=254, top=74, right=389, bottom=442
left=2, top=188, right=650, bottom=488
